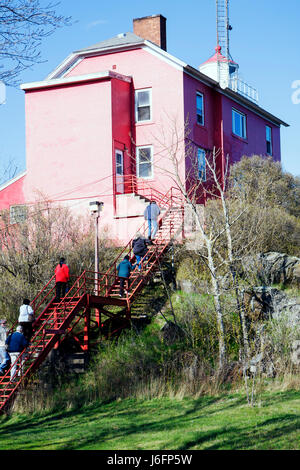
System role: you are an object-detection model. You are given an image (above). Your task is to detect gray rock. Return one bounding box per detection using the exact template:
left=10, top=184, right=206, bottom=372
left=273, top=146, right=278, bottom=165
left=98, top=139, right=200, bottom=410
left=176, top=279, right=196, bottom=294
left=254, top=252, right=300, bottom=286
left=244, top=286, right=300, bottom=326
left=291, top=340, right=300, bottom=366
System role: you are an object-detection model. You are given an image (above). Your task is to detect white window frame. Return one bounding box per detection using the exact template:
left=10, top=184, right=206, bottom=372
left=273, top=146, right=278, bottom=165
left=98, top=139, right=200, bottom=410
left=197, top=148, right=206, bottom=182
left=115, top=149, right=124, bottom=176
left=266, top=125, right=272, bottom=155
left=232, top=108, right=247, bottom=139
left=115, top=149, right=124, bottom=194
left=135, top=88, right=152, bottom=123
left=10, top=205, right=27, bottom=224
left=136, top=145, right=154, bottom=179
left=196, top=92, right=204, bottom=126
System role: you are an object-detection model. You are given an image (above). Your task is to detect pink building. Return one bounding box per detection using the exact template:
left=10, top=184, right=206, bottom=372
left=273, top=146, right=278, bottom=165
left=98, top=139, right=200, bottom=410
left=0, top=15, right=288, bottom=242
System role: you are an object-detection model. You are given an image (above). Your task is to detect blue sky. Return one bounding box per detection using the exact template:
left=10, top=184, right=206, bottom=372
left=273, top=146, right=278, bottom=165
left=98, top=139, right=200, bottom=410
left=0, top=0, right=299, bottom=181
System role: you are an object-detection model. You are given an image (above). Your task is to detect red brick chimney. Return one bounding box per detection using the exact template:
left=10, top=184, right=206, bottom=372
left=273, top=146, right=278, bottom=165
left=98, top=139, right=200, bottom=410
left=133, top=14, right=167, bottom=51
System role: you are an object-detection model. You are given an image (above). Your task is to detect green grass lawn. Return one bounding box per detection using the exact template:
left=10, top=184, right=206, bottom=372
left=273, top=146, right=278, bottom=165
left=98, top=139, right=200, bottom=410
left=0, top=390, right=299, bottom=450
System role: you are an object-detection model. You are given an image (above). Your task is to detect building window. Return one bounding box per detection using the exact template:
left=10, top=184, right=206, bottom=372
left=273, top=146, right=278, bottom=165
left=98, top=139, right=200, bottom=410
left=232, top=108, right=247, bottom=139
left=115, top=149, right=124, bottom=194
left=136, top=146, right=153, bottom=179
left=266, top=126, right=272, bottom=155
left=135, top=89, right=152, bottom=122
left=10, top=205, right=27, bottom=224
left=196, top=92, right=204, bottom=125
left=197, top=148, right=206, bottom=181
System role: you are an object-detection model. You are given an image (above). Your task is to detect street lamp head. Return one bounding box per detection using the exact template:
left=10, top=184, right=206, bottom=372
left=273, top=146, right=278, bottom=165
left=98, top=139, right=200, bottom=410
left=89, top=201, right=104, bottom=215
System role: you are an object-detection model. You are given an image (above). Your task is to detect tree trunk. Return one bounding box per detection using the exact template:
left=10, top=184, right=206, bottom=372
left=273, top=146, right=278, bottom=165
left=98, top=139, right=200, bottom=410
left=207, top=240, right=227, bottom=370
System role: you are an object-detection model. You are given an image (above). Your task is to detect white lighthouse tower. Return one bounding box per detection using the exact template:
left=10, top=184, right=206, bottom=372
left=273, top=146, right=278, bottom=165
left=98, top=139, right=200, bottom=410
left=199, top=44, right=239, bottom=90
left=199, top=0, right=258, bottom=103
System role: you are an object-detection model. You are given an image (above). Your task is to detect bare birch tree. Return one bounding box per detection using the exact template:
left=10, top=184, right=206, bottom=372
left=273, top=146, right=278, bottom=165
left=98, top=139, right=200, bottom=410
left=130, top=114, right=299, bottom=371
left=145, top=117, right=230, bottom=370
left=148, top=115, right=269, bottom=370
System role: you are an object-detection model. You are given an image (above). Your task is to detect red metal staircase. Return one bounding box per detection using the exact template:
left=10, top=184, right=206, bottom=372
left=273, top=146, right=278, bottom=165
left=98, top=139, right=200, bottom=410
left=0, top=187, right=184, bottom=413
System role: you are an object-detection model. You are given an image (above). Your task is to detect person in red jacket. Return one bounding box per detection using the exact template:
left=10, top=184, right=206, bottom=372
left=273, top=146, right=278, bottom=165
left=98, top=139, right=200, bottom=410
left=54, top=257, right=70, bottom=302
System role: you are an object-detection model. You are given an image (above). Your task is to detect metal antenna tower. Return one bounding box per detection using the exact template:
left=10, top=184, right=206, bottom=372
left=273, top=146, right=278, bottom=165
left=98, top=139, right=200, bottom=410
left=214, top=1, right=258, bottom=102
left=216, top=0, right=232, bottom=60
left=216, top=0, right=233, bottom=86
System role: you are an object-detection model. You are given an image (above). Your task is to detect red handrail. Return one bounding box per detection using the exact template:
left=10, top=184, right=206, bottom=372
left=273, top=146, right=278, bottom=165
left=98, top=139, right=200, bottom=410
left=1, top=196, right=186, bottom=412
left=103, top=184, right=184, bottom=282
left=0, top=272, right=90, bottom=406
left=31, top=274, right=56, bottom=312
left=114, top=174, right=184, bottom=207
left=97, top=186, right=184, bottom=300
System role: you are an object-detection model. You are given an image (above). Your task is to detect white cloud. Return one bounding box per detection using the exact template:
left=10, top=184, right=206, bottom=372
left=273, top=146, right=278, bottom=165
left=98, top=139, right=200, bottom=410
left=86, top=19, right=108, bottom=29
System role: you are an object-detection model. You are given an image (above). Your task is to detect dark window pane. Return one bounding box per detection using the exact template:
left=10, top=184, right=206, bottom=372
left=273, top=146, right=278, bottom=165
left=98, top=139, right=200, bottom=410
left=266, top=126, right=272, bottom=154
left=139, top=163, right=152, bottom=178
left=138, top=106, right=150, bottom=121
left=139, top=148, right=151, bottom=163
left=233, top=109, right=247, bottom=138
left=197, top=149, right=206, bottom=181
left=196, top=94, right=203, bottom=125
left=137, top=91, right=150, bottom=107
left=138, top=147, right=152, bottom=178
left=10, top=205, right=27, bottom=224
left=197, top=113, right=203, bottom=125
left=234, top=113, right=241, bottom=136
left=116, top=164, right=123, bottom=175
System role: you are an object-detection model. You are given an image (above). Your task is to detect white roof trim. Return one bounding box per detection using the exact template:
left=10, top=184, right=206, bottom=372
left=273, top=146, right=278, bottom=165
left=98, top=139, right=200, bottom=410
left=22, top=36, right=287, bottom=127
left=46, top=52, right=79, bottom=80
left=46, top=45, right=144, bottom=80
left=32, top=37, right=224, bottom=90
left=0, top=170, right=26, bottom=192
left=142, top=40, right=186, bottom=72
left=20, top=70, right=131, bottom=91
left=45, top=39, right=187, bottom=80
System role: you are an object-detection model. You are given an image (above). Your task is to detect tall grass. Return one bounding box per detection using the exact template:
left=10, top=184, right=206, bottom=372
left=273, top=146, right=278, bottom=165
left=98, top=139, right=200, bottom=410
left=11, top=291, right=300, bottom=415
left=12, top=322, right=229, bottom=414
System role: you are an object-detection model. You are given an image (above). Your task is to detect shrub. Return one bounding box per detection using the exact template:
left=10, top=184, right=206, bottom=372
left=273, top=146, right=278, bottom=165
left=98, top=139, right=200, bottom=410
left=263, top=314, right=300, bottom=374
left=172, top=291, right=241, bottom=364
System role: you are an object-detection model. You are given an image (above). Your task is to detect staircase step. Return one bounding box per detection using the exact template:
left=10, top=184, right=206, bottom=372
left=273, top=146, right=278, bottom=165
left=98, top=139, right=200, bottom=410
left=1, top=199, right=183, bottom=412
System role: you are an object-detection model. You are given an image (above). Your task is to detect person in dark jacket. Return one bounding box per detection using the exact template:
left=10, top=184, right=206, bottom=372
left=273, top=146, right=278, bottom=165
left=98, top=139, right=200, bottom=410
left=54, top=257, right=70, bottom=301
left=132, top=233, right=149, bottom=271
left=144, top=200, right=160, bottom=240
left=5, top=325, right=29, bottom=381
left=116, top=255, right=133, bottom=297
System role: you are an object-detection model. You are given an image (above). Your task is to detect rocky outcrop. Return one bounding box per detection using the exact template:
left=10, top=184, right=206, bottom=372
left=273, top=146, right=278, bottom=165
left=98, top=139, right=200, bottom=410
left=160, top=321, right=185, bottom=345
left=291, top=340, right=300, bottom=366
left=243, top=286, right=300, bottom=326
left=250, top=252, right=300, bottom=287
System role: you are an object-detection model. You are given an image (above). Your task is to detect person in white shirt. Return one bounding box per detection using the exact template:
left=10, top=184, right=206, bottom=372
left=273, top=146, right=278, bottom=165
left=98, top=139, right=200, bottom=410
left=0, top=319, right=8, bottom=364
left=18, top=299, right=35, bottom=341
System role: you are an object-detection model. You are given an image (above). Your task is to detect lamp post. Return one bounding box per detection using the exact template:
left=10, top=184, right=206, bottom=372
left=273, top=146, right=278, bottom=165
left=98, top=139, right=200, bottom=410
left=89, top=201, right=103, bottom=296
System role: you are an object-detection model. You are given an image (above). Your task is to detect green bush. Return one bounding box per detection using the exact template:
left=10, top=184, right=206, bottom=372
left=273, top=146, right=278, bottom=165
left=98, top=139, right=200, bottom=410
left=263, top=314, right=300, bottom=373
left=173, top=291, right=241, bottom=363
